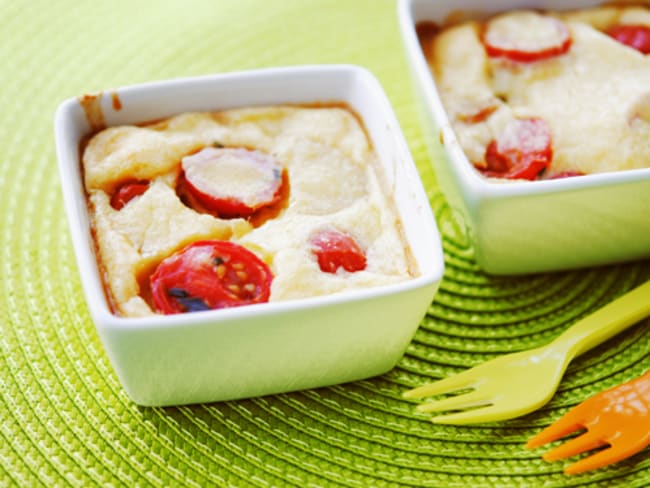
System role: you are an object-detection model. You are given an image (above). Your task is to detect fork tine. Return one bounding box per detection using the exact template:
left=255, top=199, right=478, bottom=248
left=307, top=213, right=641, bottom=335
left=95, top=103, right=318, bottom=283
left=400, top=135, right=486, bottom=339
left=563, top=447, right=616, bottom=475
left=526, top=419, right=583, bottom=449
left=403, top=374, right=477, bottom=399
left=429, top=404, right=506, bottom=425
left=416, top=390, right=490, bottom=414
left=526, top=402, right=590, bottom=449
left=564, top=439, right=650, bottom=475
left=542, top=429, right=607, bottom=462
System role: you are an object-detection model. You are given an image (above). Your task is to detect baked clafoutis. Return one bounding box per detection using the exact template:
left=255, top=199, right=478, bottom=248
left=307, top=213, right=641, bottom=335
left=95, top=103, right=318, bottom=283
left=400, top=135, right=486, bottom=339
left=419, top=5, right=650, bottom=180
left=82, top=105, right=415, bottom=317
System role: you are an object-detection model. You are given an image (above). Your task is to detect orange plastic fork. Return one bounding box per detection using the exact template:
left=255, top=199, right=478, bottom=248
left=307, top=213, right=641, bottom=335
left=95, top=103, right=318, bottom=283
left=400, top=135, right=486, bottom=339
left=526, top=370, right=650, bottom=475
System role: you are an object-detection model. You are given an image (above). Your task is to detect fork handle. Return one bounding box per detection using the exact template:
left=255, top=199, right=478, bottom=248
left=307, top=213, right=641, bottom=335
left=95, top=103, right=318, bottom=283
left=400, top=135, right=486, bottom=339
left=554, top=280, right=650, bottom=358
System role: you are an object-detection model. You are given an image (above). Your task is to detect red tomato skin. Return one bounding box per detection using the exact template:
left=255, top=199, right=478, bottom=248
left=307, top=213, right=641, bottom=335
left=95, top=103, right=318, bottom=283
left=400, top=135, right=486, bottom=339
left=606, top=25, right=650, bottom=55
left=310, top=230, right=367, bottom=274
left=150, top=240, right=273, bottom=315
left=180, top=147, right=284, bottom=219
left=483, top=16, right=572, bottom=63
left=110, top=181, right=149, bottom=210
left=181, top=171, right=282, bottom=219
left=484, top=36, right=572, bottom=63
left=480, top=118, right=552, bottom=180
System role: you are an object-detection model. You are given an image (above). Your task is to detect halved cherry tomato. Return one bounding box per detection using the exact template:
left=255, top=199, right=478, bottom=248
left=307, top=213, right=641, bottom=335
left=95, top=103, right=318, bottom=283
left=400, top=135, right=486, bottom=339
left=150, top=240, right=273, bottom=314
left=310, top=229, right=367, bottom=274
left=110, top=180, right=149, bottom=210
left=606, top=24, right=650, bottom=55
left=484, top=12, right=572, bottom=63
left=480, top=117, right=552, bottom=180
left=181, top=147, right=284, bottom=219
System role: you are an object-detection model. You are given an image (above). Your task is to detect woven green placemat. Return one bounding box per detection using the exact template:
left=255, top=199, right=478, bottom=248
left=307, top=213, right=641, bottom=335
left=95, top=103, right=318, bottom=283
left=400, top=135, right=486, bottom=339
left=1, top=0, right=649, bottom=486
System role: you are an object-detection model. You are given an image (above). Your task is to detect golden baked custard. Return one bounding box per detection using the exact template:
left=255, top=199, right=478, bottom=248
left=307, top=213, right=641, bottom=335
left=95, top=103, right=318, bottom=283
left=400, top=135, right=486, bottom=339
left=419, top=5, right=650, bottom=180
left=82, top=105, right=414, bottom=317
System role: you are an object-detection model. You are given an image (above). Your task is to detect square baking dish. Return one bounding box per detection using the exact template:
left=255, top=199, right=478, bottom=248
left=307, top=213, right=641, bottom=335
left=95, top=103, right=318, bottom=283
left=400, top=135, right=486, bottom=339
left=54, top=65, right=444, bottom=406
left=398, top=0, right=650, bottom=275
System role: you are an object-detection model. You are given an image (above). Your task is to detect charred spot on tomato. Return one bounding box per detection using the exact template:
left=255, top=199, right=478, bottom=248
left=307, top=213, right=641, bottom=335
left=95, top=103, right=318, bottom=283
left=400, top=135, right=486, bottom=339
left=168, top=287, right=190, bottom=298
left=176, top=296, right=212, bottom=312
left=110, top=180, right=149, bottom=210
left=166, top=287, right=211, bottom=312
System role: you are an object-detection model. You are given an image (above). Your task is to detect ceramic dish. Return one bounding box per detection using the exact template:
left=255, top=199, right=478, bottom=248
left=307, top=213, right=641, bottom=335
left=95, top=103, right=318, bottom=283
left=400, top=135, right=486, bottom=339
left=54, top=65, right=444, bottom=406
left=398, top=0, right=650, bottom=275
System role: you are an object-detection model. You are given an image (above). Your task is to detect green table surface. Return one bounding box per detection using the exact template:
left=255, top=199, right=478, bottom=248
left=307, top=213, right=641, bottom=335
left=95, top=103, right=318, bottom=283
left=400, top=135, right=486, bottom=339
left=1, top=0, right=649, bottom=486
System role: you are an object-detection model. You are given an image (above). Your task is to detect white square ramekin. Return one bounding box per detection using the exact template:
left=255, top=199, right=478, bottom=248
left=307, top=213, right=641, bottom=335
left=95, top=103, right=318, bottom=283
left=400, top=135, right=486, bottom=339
left=54, top=65, right=444, bottom=406
left=398, top=0, right=650, bottom=275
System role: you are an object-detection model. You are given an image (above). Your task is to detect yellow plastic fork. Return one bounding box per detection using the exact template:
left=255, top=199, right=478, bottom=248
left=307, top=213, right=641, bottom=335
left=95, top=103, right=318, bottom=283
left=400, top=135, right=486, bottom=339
left=403, top=280, right=650, bottom=425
